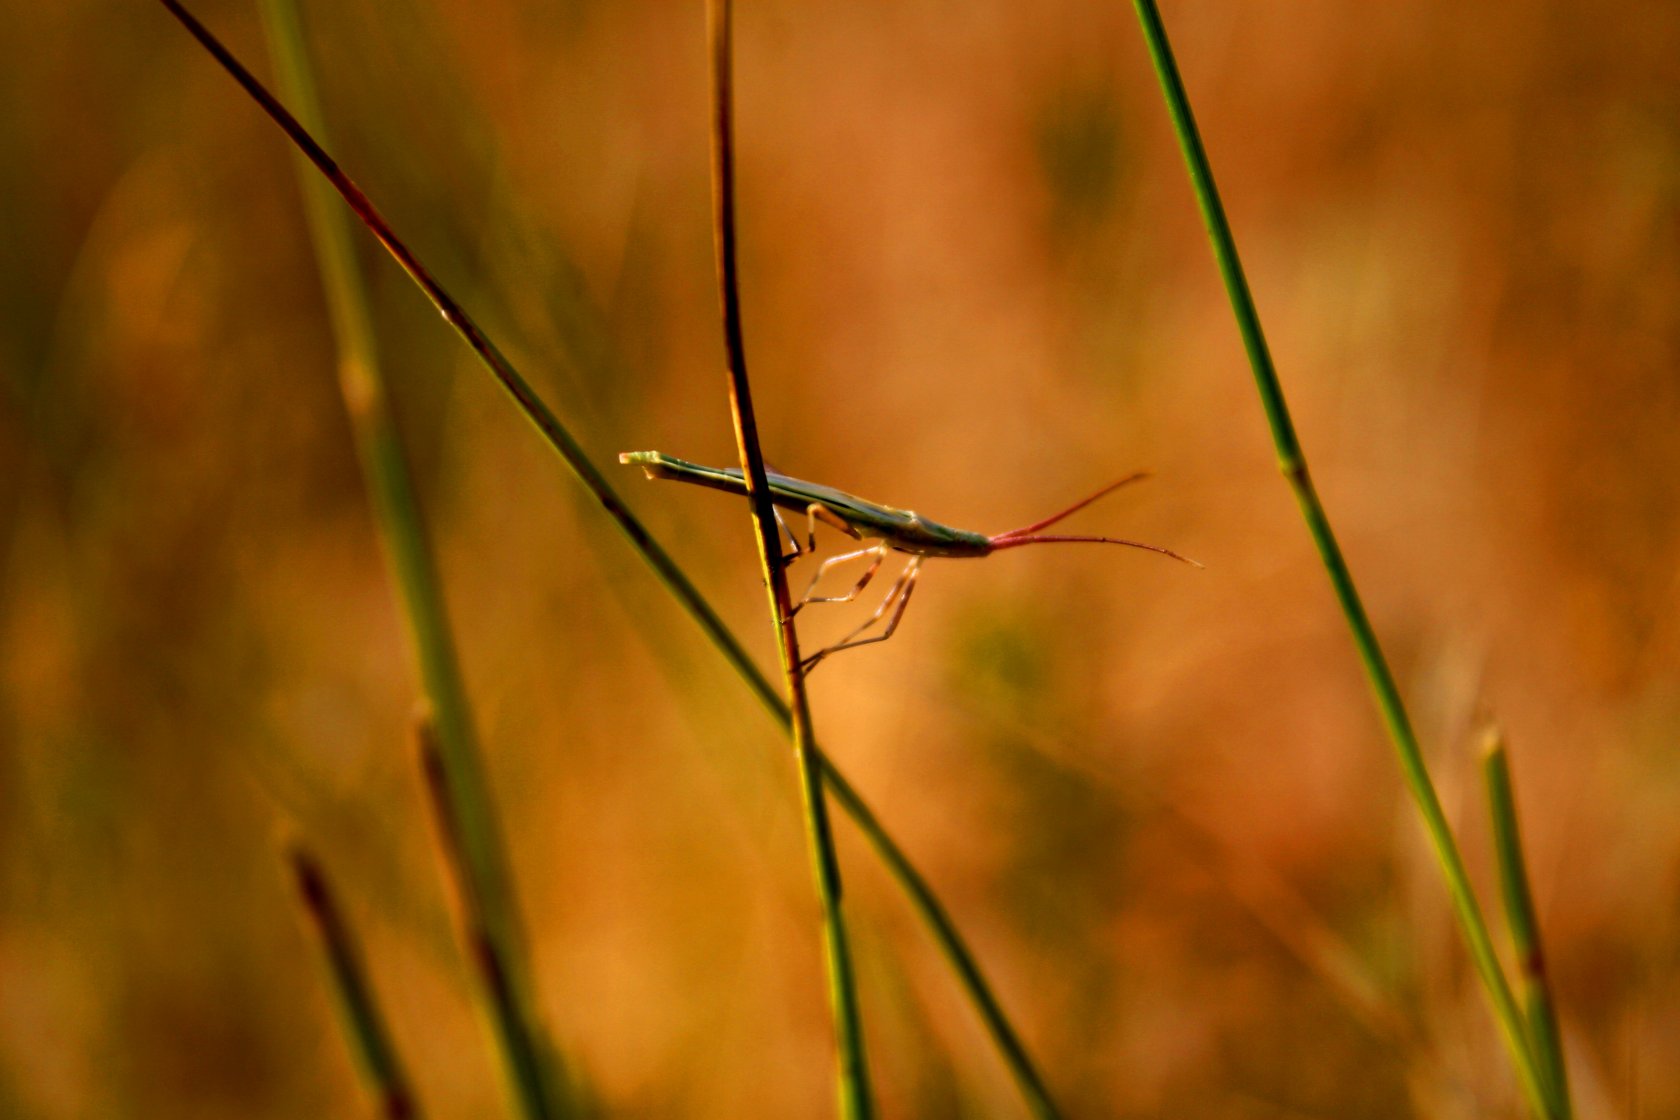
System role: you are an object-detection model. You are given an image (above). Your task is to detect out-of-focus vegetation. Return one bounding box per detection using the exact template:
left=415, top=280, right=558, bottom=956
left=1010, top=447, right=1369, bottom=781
left=3, top=1, right=1677, bottom=1116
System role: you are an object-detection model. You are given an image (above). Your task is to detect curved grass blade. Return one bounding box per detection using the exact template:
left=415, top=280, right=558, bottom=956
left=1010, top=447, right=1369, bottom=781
left=287, top=845, right=423, bottom=1120
left=257, top=3, right=565, bottom=1115
left=156, top=5, right=1057, bottom=1113
left=1128, top=2, right=1552, bottom=1113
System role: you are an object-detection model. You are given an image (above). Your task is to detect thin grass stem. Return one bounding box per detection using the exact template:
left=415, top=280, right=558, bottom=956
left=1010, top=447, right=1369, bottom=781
left=1128, top=3, right=1552, bottom=1114
left=1483, top=728, right=1573, bottom=1117
left=158, top=6, right=1055, bottom=1112
left=705, top=2, right=870, bottom=1115
left=256, top=3, right=562, bottom=1115
left=415, top=719, right=569, bottom=1119
left=286, top=844, right=423, bottom=1120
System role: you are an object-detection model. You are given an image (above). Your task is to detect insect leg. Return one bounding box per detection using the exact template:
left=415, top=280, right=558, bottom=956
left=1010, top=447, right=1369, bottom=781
left=806, top=502, right=858, bottom=553
left=801, top=542, right=889, bottom=605
left=791, top=542, right=886, bottom=617
left=801, top=556, right=923, bottom=672
left=773, top=506, right=803, bottom=565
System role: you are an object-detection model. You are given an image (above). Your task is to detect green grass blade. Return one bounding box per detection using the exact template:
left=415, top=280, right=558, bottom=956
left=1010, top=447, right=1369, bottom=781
left=705, top=2, right=871, bottom=1115
left=1127, top=3, right=1552, bottom=1114
left=287, top=845, right=423, bottom=1120
left=159, top=6, right=1056, bottom=1112
left=1483, top=729, right=1573, bottom=1117
left=416, top=720, right=570, bottom=1119
left=823, top=769, right=1059, bottom=1117
left=256, top=2, right=564, bottom=1115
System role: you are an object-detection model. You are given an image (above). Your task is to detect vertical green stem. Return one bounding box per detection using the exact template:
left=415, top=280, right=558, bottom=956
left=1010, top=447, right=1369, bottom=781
left=256, top=3, right=562, bottom=1115
left=1483, top=730, right=1573, bottom=1117
left=705, top=2, right=872, bottom=1115
left=160, top=6, right=1054, bottom=1111
left=1128, top=3, right=1550, bottom=1114
left=287, top=845, right=423, bottom=1120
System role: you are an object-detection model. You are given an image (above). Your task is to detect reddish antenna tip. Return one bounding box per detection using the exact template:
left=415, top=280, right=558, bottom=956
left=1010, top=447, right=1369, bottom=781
left=987, top=533, right=1202, bottom=567
left=992, top=470, right=1153, bottom=542
left=985, top=470, right=1198, bottom=565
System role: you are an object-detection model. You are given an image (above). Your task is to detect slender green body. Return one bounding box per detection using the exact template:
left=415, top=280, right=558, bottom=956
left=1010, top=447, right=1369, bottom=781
left=621, top=451, right=995, bottom=557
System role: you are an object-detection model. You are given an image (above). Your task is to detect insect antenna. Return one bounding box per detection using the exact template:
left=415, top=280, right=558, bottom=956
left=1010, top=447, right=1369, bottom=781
left=987, top=471, right=1200, bottom=566
left=990, top=470, right=1153, bottom=541
left=987, top=532, right=1201, bottom=566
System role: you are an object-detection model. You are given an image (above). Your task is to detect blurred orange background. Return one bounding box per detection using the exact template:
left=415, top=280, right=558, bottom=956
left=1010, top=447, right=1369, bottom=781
left=2, top=1, right=1677, bottom=1116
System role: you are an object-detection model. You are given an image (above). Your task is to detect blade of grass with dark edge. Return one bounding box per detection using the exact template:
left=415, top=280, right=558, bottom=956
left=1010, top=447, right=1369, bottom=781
left=287, top=845, right=423, bottom=1120
left=255, top=2, right=564, bottom=1116
left=1128, top=3, right=1552, bottom=1114
left=705, top=1, right=871, bottom=1115
left=416, top=718, right=570, bottom=1119
left=156, top=5, right=1058, bottom=1114
left=1483, top=728, right=1573, bottom=1117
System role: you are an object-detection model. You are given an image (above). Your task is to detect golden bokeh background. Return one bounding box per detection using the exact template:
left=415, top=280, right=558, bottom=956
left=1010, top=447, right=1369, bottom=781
left=3, top=1, right=1678, bottom=1116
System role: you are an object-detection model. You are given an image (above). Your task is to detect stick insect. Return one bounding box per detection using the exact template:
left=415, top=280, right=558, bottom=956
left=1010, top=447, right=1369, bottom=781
left=621, top=451, right=1199, bottom=670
